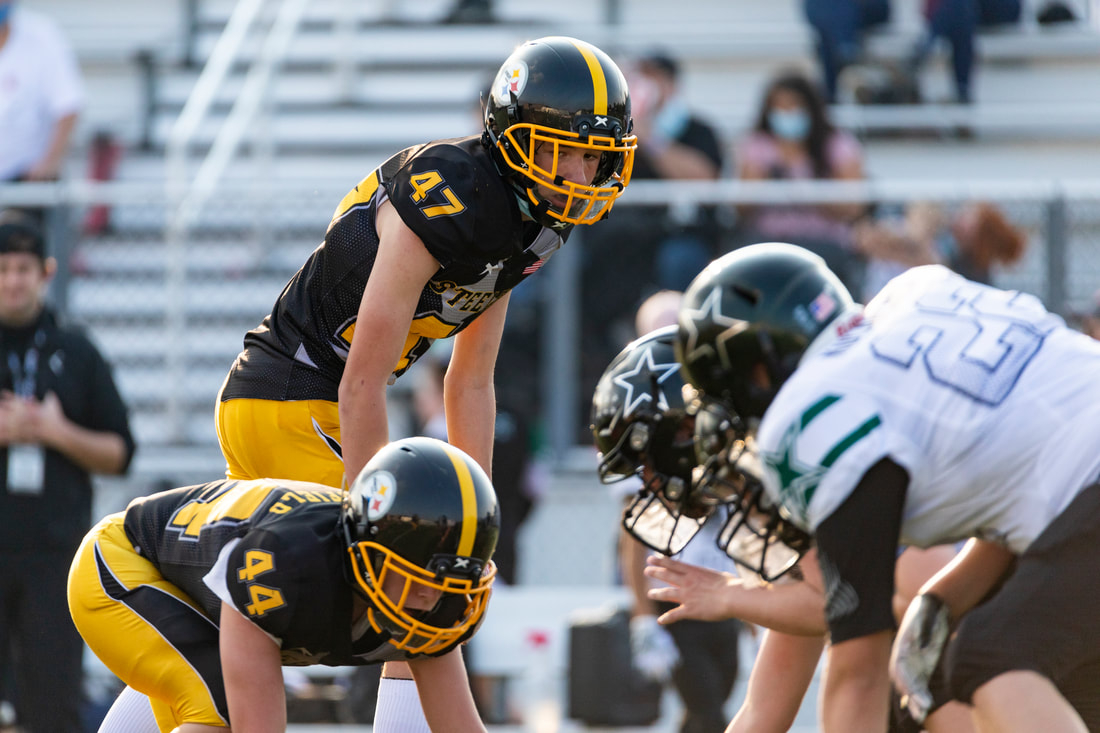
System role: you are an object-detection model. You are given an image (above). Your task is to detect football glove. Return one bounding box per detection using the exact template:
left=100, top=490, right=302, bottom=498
left=890, top=593, right=950, bottom=724
left=630, top=614, right=680, bottom=683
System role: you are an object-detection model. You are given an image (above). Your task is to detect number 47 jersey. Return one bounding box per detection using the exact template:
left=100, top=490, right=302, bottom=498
left=756, top=264, right=1100, bottom=554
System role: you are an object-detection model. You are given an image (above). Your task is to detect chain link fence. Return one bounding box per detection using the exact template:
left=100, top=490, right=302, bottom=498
left=4, top=179, right=1099, bottom=490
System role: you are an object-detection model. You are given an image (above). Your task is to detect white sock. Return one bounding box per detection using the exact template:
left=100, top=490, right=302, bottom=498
left=373, top=676, right=430, bottom=733
left=98, top=686, right=159, bottom=733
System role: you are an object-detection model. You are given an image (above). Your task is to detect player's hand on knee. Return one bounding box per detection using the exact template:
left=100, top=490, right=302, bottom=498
left=890, top=592, right=950, bottom=724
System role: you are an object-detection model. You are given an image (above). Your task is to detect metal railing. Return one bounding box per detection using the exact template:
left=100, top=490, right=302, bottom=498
left=2, top=178, right=1098, bottom=469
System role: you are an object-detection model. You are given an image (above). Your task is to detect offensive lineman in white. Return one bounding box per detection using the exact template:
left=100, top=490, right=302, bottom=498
left=675, top=242, right=1100, bottom=732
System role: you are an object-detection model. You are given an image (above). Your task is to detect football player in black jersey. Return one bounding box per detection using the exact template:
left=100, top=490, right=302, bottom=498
left=216, top=33, right=634, bottom=490
left=214, top=35, right=634, bottom=730
left=68, top=437, right=499, bottom=733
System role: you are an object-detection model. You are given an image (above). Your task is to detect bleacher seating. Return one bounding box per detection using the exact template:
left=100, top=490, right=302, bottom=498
left=25, top=0, right=1100, bottom=498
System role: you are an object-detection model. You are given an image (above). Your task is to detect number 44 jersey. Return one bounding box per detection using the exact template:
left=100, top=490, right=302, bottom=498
left=756, top=264, right=1100, bottom=553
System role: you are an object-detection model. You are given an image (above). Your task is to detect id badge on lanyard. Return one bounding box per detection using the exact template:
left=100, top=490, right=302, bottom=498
left=7, top=337, right=44, bottom=495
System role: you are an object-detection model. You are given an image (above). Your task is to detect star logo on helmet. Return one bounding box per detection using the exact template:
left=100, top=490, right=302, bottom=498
left=680, top=287, right=748, bottom=370
left=594, top=115, right=609, bottom=128
left=613, top=348, right=680, bottom=417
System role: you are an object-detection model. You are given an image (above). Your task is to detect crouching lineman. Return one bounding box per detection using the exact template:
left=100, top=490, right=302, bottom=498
left=67, top=437, right=498, bottom=733
left=676, top=242, right=1100, bottom=732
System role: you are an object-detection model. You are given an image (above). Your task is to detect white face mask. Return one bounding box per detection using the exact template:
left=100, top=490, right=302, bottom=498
left=767, top=108, right=810, bottom=141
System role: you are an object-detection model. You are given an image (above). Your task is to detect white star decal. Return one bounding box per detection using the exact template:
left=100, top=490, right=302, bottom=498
left=612, top=348, right=681, bottom=417
left=481, top=260, right=504, bottom=277
left=679, top=287, right=748, bottom=370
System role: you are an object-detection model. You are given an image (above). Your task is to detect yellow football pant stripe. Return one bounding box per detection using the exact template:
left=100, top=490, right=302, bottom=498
left=572, top=40, right=607, bottom=115
left=441, top=445, right=478, bottom=556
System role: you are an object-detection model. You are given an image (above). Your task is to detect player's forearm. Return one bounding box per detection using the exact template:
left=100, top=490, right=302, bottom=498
left=728, top=630, right=824, bottom=733
left=337, top=379, right=390, bottom=484
left=442, top=376, right=495, bottom=478
left=725, top=578, right=827, bottom=636
left=920, top=538, right=1016, bottom=618
left=220, top=602, right=287, bottom=732
left=411, top=650, right=488, bottom=733
left=821, top=632, right=893, bottom=733
left=621, top=529, right=656, bottom=616
left=821, top=679, right=890, bottom=733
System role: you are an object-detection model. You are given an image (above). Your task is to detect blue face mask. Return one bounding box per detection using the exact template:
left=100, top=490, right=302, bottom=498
left=0, top=3, right=12, bottom=26
left=653, top=98, right=691, bottom=141
left=768, top=109, right=810, bottom=142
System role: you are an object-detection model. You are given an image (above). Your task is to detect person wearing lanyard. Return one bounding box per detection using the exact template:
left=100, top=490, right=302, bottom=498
left=0, top=209, right=135, bottom=733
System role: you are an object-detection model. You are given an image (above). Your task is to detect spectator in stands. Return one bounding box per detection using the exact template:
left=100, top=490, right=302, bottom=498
left=910, top=0, right=1022, bottom=104
left=581, top=49, right=724, bottom=439
left=0, top=210, right=135, bottom=733
left=803, top=0, right=892, bottom=103
left=855, top=200, right=1027, bottom=296
left=442, top=0, right=495, bottom=23
left=0, top=1, right=84, bottom=217
left=215, top=36, right=636, bottom=732
left=734, top=70, right=869, bottom=297
left=1072, top=289, right=1100, bottom=341
left=599, top=289, right=742, bottom=733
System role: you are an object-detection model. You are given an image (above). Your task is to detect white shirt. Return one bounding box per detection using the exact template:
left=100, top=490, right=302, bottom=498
left=0, top=8, right=84, bottom=179
left=757, top=265, right=1100, bottom=554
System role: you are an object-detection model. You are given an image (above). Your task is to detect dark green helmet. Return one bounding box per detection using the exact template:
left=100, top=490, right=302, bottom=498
left=675, top=242, right=855, bottom=420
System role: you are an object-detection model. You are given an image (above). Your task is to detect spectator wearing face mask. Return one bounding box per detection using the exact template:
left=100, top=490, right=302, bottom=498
left=734, top=70, right=869, bottom=298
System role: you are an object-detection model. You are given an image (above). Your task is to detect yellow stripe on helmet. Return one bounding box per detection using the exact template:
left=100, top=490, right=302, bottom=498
left=441, top=445, right=478, bottom=557
left=572, top=40, right=608, bottom=116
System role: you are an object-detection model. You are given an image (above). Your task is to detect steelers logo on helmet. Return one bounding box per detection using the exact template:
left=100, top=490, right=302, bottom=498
left=493, top=60, right=528, bottom=103
left=361, top=470, right=397, bottom=521
left=340, top=437, right=500, bottom=656
left=483, top=36, right=636, bottom=230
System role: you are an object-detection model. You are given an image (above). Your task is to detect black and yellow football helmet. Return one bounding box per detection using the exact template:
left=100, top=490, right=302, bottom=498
left=341, top=437, right=499, bottom=655
left=484, top=35, right=636, bottom=230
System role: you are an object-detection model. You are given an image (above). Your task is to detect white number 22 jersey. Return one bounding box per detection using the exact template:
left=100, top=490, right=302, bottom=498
left=757, top=265, right=1100, bottom=553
